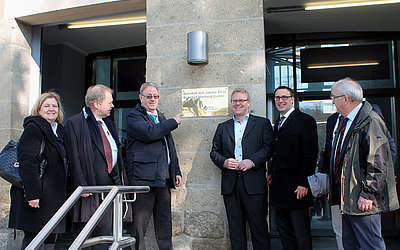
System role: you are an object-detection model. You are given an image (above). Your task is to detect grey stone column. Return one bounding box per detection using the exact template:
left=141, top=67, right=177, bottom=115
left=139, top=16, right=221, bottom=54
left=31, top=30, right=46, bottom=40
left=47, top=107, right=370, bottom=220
left=0, top=16, right=32, bottom=248
left=146, top=0, right=266, bottom=249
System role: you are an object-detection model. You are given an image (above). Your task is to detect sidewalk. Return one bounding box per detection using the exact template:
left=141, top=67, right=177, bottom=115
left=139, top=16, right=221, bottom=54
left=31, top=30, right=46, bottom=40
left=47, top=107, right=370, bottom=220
left=55, top=232, right=400, bottom=249
left=272, top=236, right=400, bottom=250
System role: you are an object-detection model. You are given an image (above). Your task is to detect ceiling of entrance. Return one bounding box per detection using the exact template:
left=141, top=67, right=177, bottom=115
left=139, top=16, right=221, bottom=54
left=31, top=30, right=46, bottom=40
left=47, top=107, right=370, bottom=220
left=264, top=0, right=400, bottom=34
left=41, top=1, right=400, bottom=54
left=42, top=23, right=146, bottom=55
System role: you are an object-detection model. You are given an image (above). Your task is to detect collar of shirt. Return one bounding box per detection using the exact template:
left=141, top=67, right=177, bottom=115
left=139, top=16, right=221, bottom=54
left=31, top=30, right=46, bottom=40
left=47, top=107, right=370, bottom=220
left=51, top=122, right=58, bottom=137
left=95, top=117, right=103, bottom=123
left=83, top=107, right=89, bottom=119
left=279, top=107, right=295, bottom=126
left=147, top=111, right=159, bottom=122
left=346, top=102, right=363, bottom=123
left=233, top=112, right=250, bottom=123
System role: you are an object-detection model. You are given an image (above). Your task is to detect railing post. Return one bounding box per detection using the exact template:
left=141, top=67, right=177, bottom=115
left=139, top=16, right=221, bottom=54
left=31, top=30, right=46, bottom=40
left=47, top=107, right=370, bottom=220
left=69, top=186, right=119, bottom=249
left=108, top=193, right=124, bottom=250
left=113, top=193, right=123, bottom=242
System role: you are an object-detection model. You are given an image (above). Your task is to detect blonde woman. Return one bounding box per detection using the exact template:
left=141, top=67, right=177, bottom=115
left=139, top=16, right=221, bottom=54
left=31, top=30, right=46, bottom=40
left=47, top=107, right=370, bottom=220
left=9, top=92, right=68, bottom=250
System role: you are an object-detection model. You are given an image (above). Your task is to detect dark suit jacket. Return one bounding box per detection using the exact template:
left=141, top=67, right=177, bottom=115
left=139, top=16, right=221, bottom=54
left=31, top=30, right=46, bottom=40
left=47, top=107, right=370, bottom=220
left=64, top=107, right=124, bottom=222
left=270, top=109, right=318, bottom=208
left=210, top=114, right=273, bottom=195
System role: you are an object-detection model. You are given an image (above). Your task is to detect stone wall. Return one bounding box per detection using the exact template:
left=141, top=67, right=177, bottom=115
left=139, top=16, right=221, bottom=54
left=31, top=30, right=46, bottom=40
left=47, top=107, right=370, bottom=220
left=146, top=0, right=266, bottom=249
left=0, top=16, right=32, bottom=248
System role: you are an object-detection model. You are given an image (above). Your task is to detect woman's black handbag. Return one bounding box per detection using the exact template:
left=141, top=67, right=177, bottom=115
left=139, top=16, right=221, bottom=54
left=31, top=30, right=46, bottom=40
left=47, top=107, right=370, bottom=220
left=0, top=139, right=46, bottom=189
left=0, top=140, right=23, bottom=188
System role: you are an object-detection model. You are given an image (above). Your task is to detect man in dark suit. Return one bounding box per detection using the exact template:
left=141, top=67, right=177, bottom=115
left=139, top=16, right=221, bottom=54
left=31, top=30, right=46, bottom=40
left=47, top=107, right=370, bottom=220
left=268, top=86, right=318, bottom=250
left=210, top=88, right=273, bottom=250
left=64, top=84, right=124, bottom=250
left=126, top=82, right=183, bottom=250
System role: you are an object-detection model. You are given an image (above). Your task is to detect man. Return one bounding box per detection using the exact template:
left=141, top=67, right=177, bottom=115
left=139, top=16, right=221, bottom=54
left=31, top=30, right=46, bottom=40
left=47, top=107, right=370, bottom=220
left=328, top=78, right=399, bottom=249
left=126, top=82, right=183, bottom=250
left=64, top=84, right=124, bottom=249
left=210, top=88, right=272, bottom=250
left=322, top=105, right=397, bottom=250
left=268, top=86, right=318, bottom=250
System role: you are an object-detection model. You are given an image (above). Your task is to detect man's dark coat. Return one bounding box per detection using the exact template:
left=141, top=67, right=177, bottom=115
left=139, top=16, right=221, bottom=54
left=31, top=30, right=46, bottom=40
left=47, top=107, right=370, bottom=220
left=126, top=104, right=181, bottom=188
left=270, top=109, right=318, bottom=208
left=64, top=107, right=123, bottom=222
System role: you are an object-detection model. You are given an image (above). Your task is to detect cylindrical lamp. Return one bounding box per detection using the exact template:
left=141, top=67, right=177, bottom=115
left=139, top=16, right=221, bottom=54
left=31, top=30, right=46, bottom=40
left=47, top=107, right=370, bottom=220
left=187, top=31, right=208, bottom=65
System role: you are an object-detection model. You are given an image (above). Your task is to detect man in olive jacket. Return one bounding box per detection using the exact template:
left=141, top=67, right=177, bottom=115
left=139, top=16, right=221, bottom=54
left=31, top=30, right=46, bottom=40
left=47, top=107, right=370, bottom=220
left=126, top=82, right=182, bottom=250
left=329, top=78, right=399, bottom=249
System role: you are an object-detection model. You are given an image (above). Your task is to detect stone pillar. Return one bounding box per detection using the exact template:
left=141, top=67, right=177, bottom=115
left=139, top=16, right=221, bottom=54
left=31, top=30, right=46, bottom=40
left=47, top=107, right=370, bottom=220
left=0, top=15, right=32, bottom=248
left=146, top=0, right=266, bottom=249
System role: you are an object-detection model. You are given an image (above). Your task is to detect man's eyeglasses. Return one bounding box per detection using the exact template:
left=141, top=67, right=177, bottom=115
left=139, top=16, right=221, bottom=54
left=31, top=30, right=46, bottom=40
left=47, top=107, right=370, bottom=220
left=274, top=95, right=293, bottom=101
left=141, top=94, right=160, bottom=99
left=231, top=99, right=249, bottom=104
left=330, top=94, right=345, bottom=101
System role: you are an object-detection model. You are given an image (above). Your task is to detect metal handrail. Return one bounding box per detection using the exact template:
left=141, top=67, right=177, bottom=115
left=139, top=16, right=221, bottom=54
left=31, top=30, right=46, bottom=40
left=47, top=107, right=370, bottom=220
left=25, top=185, right=150, bottom=250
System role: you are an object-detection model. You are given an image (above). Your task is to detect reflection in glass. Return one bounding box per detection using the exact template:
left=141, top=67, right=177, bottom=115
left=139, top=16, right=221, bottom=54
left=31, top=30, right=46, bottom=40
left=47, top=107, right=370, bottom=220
left=95, top=57, right=111, bottom=86
left=114, top=56, right=146, bottom=101
left=300, top=99, right=336, bottom=232
left=266, top=47, right=295, bottom=93
left=297, top=42, right=394, bottom=92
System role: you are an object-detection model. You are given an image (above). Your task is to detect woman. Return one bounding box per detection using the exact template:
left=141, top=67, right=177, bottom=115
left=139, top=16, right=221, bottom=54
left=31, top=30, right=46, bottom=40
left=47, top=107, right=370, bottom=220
left=9, top=92, right=68, bottom=250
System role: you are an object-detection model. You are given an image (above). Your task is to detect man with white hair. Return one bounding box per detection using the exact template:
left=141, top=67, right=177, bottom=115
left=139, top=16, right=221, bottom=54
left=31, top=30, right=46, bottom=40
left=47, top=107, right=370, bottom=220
left=329, top=78, right=399, bottom=249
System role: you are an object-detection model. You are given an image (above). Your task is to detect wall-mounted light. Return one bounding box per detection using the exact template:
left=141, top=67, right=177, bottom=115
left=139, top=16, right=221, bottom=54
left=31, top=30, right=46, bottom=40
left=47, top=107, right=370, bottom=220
left=187, top=31, right=208, bottom=65
left=66, top=17, right=146, bottom=29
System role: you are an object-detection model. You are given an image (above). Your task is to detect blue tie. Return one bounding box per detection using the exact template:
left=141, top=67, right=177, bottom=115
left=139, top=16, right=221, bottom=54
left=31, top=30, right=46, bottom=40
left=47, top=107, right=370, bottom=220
left=278, top=116, right=286, bottom=130
left=150, top=114, right=158, bottom=124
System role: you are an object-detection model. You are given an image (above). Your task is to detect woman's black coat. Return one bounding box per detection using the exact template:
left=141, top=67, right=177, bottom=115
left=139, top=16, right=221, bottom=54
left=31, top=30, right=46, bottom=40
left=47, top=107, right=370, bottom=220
left=9, top=116, right=68, bottom=233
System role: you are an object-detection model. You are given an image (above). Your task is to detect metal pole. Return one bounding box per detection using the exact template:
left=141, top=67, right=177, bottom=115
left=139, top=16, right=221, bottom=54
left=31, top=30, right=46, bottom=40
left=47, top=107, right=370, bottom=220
left=25, top=186, right=84, bottom=250
left=113, top=193, right=123, bottom=242
left=69, top=186, right=119, bottom=250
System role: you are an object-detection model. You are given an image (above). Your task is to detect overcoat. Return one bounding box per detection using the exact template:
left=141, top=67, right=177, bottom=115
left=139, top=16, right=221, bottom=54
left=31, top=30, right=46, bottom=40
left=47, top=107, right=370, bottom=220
left=270, top=109, right=318, bottom=208
left=9, top=116, right=68, bottom=233
left=64, top=107, right=124, bottom=222
left=329, top=102, right=399, bottom=215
